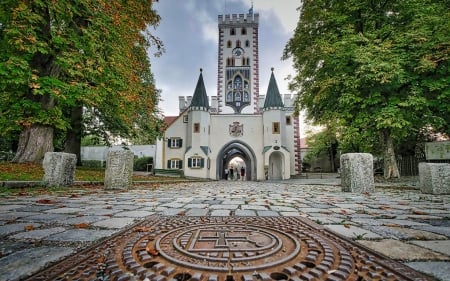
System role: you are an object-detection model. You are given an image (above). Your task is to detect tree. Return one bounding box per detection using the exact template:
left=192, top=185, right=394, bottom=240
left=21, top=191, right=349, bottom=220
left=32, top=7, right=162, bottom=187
left=284, top=0, right=449, bottom=178
left=0, top=0, right=163, bottom=163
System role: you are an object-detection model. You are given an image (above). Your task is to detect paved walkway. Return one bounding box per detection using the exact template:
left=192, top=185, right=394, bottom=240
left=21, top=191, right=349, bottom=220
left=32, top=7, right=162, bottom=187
left=0, top=179, right=449, bottom=281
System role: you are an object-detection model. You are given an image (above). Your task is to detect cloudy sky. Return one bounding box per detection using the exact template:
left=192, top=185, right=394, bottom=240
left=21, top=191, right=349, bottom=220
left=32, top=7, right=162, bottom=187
left=150, top=0, right=301, bottom=117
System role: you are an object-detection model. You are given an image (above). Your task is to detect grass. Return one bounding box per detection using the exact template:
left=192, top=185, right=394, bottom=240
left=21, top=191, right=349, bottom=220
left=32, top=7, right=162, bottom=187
left=0, top=162, right=179, bottom=182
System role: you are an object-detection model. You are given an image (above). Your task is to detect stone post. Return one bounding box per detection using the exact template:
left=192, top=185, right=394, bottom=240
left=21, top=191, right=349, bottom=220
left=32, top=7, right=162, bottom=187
left=340, top=153, right=374, bottom=193
left=43, top=152, right=77, bottom=187
left=104, top=150, right=134, bottom=190
left=419, top=163, right=450, bottom=195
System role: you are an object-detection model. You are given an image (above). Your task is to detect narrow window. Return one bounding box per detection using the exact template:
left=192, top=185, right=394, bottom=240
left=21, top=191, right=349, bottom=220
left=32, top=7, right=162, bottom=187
left=286, top=116, right=292, bottom=126
left=272, top=122, right=280, bottom=134
left=245, top=40, right=250, bottom=47
left=241, top=28, right=246, bottom=35
left=230, top=28, right=235, bottom=35
left=236, top=40, right=241, bottom=48
left=194, top=123, right=200, bottom=133
left=227, top=40, right=232, bottom=48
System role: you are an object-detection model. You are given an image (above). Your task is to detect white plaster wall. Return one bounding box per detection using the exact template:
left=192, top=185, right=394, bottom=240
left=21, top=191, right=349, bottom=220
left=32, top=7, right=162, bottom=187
left=164, top=115, right=188, bottom=169
left=81, top=145, right=156, bottom=161
left=209, top=114, right=265, bottom=180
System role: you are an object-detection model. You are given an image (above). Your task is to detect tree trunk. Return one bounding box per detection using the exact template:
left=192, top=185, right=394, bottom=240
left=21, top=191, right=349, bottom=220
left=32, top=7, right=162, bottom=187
left=380, top=130, right=400, bottom=179
left=12, top=125, right=54, bottom=163
left=64, top=105, right=83, bottom=165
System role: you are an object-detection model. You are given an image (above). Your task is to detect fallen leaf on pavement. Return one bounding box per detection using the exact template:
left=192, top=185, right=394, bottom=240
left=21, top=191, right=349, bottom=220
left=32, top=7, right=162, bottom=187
left=74, top=223, right=90, bottom=229
left=146, top=246, right=159, bottom=256
left=37, top=199, right=57, bottom=204
left=24, top=225, right=34, bottom=231
left=135, top=226, right=152, bottom=232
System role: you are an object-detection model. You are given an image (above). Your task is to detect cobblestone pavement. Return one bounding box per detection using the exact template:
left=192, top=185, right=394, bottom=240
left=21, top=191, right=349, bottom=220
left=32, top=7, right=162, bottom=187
left=0, top=179, right=449, bottom=281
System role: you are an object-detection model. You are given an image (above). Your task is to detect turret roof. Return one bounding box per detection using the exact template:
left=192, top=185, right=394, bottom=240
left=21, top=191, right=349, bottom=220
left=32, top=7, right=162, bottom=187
left=189, top=68, right=209, bottom=110
left=263, top=68, right=284, bottom=109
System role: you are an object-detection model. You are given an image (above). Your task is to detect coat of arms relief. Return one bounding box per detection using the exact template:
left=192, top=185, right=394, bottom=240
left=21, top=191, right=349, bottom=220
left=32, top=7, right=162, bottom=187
left=229, top=122, right=243, bottom=137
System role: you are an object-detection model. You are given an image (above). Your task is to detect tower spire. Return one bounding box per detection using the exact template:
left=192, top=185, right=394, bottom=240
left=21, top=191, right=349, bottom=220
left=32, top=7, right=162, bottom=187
left=189, top=68, right=209, bottom=111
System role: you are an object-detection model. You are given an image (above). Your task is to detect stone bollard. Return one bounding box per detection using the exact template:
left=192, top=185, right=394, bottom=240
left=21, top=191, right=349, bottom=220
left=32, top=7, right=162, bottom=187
left=43, top=152, right=77, bottom=187
left=104, top=150, right=134, bottom=190
left=419, top=163, right=450, bottom=195
left=340, top=153, right=374, bottom=193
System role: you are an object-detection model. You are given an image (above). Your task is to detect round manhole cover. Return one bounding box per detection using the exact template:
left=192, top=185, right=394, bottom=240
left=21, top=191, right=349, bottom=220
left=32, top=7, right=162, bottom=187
left=155, top=224, right=300, bottom=272
left=26, top=216, right=430, bottom=281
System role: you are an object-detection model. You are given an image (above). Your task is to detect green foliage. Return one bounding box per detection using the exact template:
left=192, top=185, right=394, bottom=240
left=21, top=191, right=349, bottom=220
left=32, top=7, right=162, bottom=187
left=284, top=0, right=449, bottom=164
left=134, top=156, right=153, bottom=171
left=81, top=160, right=105, bottom=169
left=0, top=0, right=164, bottom=154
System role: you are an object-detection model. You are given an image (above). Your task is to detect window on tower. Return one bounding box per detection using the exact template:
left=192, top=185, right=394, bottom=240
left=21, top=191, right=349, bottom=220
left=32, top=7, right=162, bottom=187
left=241, top=28, right=247, bottom=35
left=194, top=123, right=200, bottom=133
left=272, top=122, right=281, bottom=134
left=286, top=116, right=292, bottom=126
left=227, top=40, right=232, bottom=48
left=236, top=40, right=241, bottom=48
left=245, top=40, right=250, bottom=47
left=230, top=28, right=235, bottom=35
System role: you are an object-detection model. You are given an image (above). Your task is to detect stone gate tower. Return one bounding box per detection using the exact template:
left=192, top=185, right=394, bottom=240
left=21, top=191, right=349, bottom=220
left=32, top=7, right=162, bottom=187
left=217, top=12, right=259, bottom=114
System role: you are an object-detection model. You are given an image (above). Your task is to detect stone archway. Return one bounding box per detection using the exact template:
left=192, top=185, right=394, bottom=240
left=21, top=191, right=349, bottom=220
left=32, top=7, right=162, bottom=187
left=268, top=151, right=284, bottom=180
left=216, top=141, right=257, bottom=181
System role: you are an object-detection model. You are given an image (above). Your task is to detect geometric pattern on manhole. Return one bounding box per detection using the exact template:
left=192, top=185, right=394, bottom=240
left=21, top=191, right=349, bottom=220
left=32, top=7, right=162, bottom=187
left=26, top=216, right=431, bottom=281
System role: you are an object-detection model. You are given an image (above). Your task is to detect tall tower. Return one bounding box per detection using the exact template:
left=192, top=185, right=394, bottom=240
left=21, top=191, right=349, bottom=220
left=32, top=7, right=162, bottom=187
left=217, top=12, right=259, bottom=114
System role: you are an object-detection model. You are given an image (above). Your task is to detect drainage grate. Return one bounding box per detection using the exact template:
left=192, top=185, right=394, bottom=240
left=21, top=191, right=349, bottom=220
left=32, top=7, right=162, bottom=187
left=27, top=216, right=430, bottom=281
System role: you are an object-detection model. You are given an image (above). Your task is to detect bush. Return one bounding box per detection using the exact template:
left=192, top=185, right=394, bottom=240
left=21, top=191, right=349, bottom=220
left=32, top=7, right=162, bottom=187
left=134, top=157, right=153, bottom=171
left=0, top=151, right=15, bottom=162
left=81, top=160, right=105, bottom=168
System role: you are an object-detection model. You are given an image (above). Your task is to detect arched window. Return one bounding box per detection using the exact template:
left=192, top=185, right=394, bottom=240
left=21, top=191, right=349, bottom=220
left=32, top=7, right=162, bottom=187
left=227, top=40, right=232, bottom=48
left=234, top=76, right=242, bottom=90
left=230, top=28, right=235, bottom=35
left=245, top=40, right=250, bottom=47
left=226, top=91, right=233, bottom=101
left=235, top=92, right=241, bottom=101
left=241, top=28, right=247, bottom=35
left=236, top=40, right=241, bottom=48
left=244, top=92, right=250, bottom=102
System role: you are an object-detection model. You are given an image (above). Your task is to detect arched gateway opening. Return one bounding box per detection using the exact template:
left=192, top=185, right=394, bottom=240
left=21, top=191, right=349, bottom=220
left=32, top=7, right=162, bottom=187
left=216, top=141, right=257, bottom=181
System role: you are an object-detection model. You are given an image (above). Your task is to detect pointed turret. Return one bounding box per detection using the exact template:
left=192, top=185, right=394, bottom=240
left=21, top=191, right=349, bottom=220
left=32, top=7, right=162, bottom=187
left=263, top=68, right=284, bottom=110
left=189, top=68, right=209, bottom=111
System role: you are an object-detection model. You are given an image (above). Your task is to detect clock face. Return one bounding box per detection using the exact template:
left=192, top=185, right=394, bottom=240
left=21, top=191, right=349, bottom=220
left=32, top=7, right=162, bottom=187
left=232, top=47, right=244, bottom=58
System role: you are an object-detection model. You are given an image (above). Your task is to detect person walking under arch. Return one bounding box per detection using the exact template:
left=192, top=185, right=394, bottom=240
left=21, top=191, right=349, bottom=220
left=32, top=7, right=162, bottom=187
left=240, top=166, right=245, bottom=181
